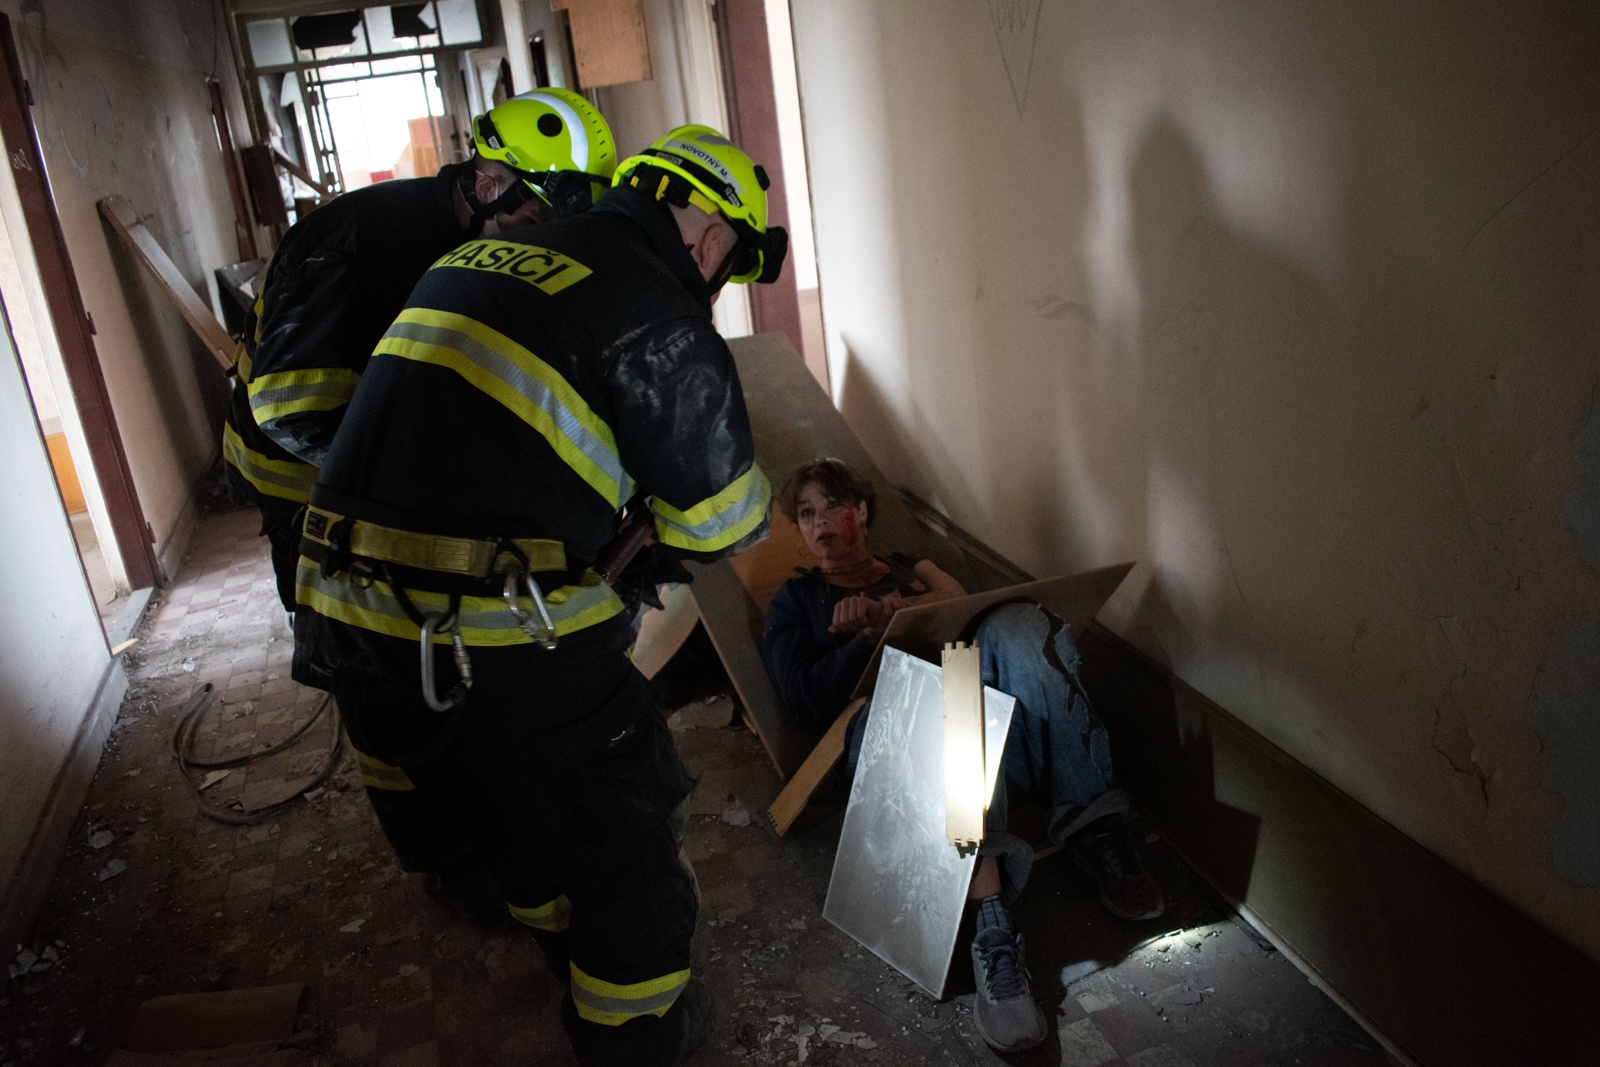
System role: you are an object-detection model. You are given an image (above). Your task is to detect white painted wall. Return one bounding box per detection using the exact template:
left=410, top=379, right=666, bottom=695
left=791, top=0, right=1600, bottom=960
left=589, top=0, right=753, bottom=339
left=762, top=0, right=813, bottom=292
left=0, top=293, right=111, bottom=901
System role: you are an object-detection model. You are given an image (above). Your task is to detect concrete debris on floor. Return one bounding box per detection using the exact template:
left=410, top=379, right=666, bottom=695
left=0, top=508, right=1390, bottom=1066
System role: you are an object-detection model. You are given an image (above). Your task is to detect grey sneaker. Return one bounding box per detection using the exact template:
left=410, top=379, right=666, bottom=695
left=1069, top=819, right=1166, bottom=921
left=969, top=927, right=1047, bottom=1051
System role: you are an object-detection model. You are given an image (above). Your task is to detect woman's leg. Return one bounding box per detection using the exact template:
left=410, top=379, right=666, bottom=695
left=976, top=603, right=1118, bottom=842
left=976, top=603, right=1163, bottom=921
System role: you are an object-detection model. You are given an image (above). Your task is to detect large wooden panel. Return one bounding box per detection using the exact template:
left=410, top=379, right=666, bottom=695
left=687, top=556, right=813, bottom=776
left=692, top=333, right=976, bottom=778
left=564, top=0, right=652, bottom=88
left=725, top=332, right=976, bottom=606
left=629, top=581, right=697, bottom=680
left=852, top=562, right=1136, bottom=699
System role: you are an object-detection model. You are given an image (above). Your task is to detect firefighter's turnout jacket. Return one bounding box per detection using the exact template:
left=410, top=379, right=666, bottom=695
left=222, top=161, right=481, bottom=507
left=293, top=181, right=771, bottom=682
left=290, top=183, right=769, bottom=1047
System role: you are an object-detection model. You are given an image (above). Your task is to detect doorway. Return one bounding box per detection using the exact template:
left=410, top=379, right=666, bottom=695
left=0, top=12, right=157, bottom=645
left=234, top=3, right=489, bottom=219
left=0, top=220, right=127, bottom=625
left=308, top=59, right=451, bottom=190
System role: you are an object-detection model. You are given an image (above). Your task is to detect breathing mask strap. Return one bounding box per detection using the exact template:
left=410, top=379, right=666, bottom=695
left=459, top=164, right=541, bottom=222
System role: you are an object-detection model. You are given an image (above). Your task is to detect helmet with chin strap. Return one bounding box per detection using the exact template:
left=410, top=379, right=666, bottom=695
left=612, top=124, right=789, bottom=285
left=470, top=88, right=617, bottom=216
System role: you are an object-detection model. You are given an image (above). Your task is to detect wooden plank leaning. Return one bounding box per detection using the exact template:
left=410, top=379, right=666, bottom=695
left=766, top=697, right=865, bottom=836
left=98, top=195, right=235, bottom=372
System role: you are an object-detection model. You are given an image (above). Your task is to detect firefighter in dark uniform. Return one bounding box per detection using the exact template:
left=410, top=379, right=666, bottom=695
left=291, top=125, right=787, bottom=1065
left=220, top=88, right=618, bottom=906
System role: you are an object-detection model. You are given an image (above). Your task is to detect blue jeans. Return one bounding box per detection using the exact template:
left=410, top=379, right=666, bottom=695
left=844, top=603, right=1126, bottom=897
left=978, top=602, right=1119, bottom=840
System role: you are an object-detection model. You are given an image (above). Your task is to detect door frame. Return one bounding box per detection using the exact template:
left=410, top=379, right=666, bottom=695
left=713, top=0, right=803, bottom=353
left=0, top=13, right=160, bottom=591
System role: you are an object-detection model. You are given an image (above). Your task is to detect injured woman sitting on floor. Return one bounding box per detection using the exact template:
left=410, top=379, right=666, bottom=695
left=761, top=459, right=1165, bottom=1054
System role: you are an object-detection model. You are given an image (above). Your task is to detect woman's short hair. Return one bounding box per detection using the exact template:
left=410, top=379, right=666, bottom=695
left=776, top=459, right=878, bottom=526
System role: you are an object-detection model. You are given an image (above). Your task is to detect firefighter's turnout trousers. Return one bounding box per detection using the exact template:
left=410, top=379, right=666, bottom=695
left=222, top=164, right=489, bottom=872
left=290, top=184, right=775, bottom=1063
left=298, top=604, right=698, bottom=1060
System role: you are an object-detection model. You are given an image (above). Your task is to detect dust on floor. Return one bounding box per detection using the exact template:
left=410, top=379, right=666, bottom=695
left=1, top=507, right=1388, bottom=1067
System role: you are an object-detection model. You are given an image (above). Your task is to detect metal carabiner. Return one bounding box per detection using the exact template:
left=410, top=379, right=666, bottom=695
left=501, top=568, right=559, bottom=651
left=419, top=611, right=472, bottom=712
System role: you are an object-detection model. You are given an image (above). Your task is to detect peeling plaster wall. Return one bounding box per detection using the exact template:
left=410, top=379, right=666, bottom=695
left=0, top=0, right=250, bottom=576
left=791, top=1, right=1600, bottom=960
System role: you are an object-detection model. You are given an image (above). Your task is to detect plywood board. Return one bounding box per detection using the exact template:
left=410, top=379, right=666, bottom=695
left=44, top=431, right=86, bottom=514
left=98, top=196, right=235, bottom=371
left=725, top=333, right=976, bottom=603
left=693, top=333, right=978, bottom=780
left=853, top=562, right=1136, bottom=699
left=823, top=647, right=1014, bottom=999
left=686, top=558, right=814, bottom=777
left=566, top=0, right=652, bottom=88
left=767, top=697, right=864, bottom=836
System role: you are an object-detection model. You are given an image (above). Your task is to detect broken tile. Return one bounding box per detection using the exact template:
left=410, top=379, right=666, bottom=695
left=1126, top=1046, right=1198, bottom=1067
left=1057, top=1016, right=1120, bottom=1067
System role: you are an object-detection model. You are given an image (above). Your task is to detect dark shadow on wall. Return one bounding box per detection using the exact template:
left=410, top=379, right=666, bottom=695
left=1121, top=109, right=1412, bottom=1037
left=1079, top=625, right=1263, bottom=905
left=1116, top=115, right=1600, bottom=1067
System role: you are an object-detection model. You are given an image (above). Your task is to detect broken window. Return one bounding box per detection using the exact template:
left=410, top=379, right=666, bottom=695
left=240, top=3, right=482, bottom=75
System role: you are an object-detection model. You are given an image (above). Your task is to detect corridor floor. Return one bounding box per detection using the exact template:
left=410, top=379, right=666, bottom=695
left=1, top=507, right=1390, bottom=1067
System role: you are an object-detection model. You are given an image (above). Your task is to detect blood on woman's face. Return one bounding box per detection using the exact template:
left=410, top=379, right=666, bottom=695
left=794, top=481, right=869, bottom=562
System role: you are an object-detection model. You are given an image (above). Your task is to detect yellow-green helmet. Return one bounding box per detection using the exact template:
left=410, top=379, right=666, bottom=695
left=613, top=124, right=789, bottom=285
left=472, top=88, right=617, bottom=186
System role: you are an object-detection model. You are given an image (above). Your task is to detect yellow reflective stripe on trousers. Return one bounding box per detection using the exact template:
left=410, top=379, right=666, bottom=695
left=295, top=557, right=624, bottom=647
left=221, top=422, right=315, bottom=503
left=509, top=894, right=571, bottom=932
left=650, top=464, right=771, bottom=553
left=353, top=751, right=415, bottom=791
left=248, top=367, right=360, bottom=425
left=569, top=963, right=690, bottom=1025
left=372, top=307, right=634, bottom=508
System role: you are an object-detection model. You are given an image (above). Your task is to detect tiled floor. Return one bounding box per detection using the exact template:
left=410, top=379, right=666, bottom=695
left=1, top=507, right=1391, bottom=1066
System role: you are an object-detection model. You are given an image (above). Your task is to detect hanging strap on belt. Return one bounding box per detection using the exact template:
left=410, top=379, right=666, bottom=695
left=302, top=504, right=566, bottom=579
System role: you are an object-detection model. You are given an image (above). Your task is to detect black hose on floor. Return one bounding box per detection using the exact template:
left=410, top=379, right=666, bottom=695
left=170, top=683, right=344, bottom=825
